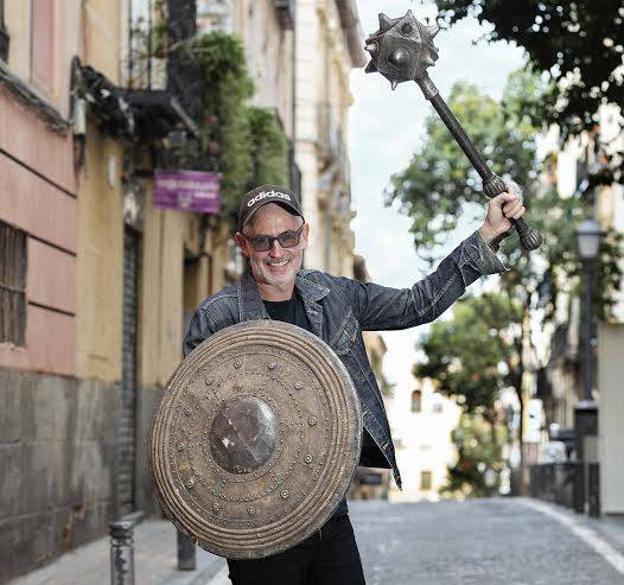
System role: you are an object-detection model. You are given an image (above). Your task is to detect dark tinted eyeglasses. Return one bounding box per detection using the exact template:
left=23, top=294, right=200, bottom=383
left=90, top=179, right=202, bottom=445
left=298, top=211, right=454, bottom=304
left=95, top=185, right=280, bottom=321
left=243, top=223, right=305, bottom=252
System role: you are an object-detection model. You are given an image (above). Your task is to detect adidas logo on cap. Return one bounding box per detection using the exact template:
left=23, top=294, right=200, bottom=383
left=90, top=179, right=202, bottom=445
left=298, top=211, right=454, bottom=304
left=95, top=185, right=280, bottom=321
left=247, top=190, right=292, bottom=207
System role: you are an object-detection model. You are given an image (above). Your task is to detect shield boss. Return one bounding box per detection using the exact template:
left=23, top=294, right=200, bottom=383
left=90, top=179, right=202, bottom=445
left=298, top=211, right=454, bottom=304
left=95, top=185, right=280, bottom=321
left=150, top=320, right=362, bottom=559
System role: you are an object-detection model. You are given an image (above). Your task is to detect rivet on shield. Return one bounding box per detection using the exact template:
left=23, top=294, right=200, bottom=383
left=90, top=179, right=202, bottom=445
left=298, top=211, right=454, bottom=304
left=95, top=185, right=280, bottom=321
left=268, top=362, right=276, bottom=370
left=187, top=477, right=195, bottom=488
left=177, top=443, right=185, bottom=451
left=234, top=360, right=242, bottom=369
left=308, top=416, right=317, bottom=426
left=185, top=408, right=192, bottom=416
left=294, top=381, right=303, bottom=390
left=205, top=377, right=213, bottom=385
left=304, top=454, right=313, bottom=464
left=212, top=502, right=220, bottom=512
left=247, top=506, right=256, bottom=516
left=280, top=490, right=290, bottom=499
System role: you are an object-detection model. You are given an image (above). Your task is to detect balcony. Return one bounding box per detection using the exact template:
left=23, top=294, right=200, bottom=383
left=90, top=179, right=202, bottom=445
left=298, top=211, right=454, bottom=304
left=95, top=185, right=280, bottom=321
left=78, top=60, right=197, bottom=143
left=96, top=0, right=201, bottom=142
left=124, top=89, right=197, bottom=143
left=79, top=63, right=135, bottom=139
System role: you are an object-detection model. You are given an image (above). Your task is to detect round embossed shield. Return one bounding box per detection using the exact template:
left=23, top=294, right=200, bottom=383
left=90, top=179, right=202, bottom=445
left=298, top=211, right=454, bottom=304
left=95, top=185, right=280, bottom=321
left=149, top=320, right=362, bottom=559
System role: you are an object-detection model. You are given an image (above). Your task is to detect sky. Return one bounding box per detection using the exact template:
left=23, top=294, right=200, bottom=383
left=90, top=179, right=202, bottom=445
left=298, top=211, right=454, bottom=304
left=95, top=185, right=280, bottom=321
left=349, top=0, right=526, bottom=391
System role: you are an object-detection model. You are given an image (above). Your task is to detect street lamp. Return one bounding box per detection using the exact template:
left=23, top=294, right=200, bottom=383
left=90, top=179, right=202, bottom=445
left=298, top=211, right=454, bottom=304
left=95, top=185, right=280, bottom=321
left=577, top=218, right=602, bottom=260
left=573, top=216, right=602, bottom=514
left=576, top=217, right=602, bottom=401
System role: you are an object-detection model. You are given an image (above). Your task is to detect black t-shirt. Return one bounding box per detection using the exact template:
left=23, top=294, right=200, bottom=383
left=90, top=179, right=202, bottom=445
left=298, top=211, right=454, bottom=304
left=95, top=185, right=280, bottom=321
left=263, top=292, right=348, bottom=517
left=263, top=293, right=310, bottom=330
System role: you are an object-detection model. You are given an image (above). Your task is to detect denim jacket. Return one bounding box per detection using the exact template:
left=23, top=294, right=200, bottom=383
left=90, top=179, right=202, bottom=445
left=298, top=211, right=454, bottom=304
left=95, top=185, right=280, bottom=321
left=183, top=230, right=506, bottom=488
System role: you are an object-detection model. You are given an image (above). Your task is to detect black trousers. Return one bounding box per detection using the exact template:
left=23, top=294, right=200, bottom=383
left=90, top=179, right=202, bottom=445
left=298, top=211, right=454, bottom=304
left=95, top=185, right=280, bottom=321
left=226, top=515, right=366, bottom=585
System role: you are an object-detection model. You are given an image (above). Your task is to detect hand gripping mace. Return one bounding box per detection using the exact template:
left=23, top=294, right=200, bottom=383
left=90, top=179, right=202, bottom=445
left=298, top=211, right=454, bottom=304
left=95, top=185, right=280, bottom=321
left=365, top=11, right=543, bottom=251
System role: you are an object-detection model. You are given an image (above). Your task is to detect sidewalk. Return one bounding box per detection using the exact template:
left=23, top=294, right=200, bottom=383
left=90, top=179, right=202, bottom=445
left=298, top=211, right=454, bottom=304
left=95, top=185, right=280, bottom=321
left=522, top=497, right=624, bottom=558
left=7, top=520, right=229, bottom=585
left=585, top=512, right=624, bottom=555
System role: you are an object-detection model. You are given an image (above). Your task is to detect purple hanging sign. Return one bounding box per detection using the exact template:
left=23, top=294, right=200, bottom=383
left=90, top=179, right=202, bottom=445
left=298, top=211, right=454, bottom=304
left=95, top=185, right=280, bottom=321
left=154, top=170, right=221, bottom=213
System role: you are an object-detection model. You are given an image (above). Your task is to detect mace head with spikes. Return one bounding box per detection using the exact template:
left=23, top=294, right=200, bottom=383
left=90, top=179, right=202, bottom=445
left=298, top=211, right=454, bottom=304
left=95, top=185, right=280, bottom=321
left=364, top=10, right=440, bottom=90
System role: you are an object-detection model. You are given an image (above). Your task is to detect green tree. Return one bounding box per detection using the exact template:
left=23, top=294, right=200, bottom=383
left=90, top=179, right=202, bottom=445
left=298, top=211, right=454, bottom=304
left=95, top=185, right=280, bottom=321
left=390, top=72, right=620, bottom=487
left=387, top=72, right=547, bottom=380
left=247, top=106, right=289, bottom=187
left=177, top=32, right=288, bottom=227
left=427, top=3, right=624, bottom=309
left=442, top=412, right=508, bottom=498
left=129, top=15, right=290, bottom=227
left=416, top=293, right=519, bottom=494
left=184, top=32, right=255, bottom=221
left=387, top=71, right=542, bottom=262
left=417, top=294, right=522, bottom=413
left=434, top=0, right=624, bottom=165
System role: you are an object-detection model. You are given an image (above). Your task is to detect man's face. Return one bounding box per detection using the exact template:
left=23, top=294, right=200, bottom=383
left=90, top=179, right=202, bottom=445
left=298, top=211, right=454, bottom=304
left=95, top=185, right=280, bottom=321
left=235, top=203, right=308, bottom=291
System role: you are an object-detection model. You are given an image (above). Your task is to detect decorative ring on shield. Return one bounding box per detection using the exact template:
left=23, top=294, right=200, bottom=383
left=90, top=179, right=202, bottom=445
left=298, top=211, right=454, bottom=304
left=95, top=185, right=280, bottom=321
left=149, top=320, right=363, bottom=559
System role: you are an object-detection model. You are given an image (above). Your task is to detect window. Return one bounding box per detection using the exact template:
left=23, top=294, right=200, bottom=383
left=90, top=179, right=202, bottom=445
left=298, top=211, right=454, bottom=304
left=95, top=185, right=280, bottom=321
left=420, top=470, right=432, bottom=491
left=0, top=220, right=27, bottom=346
left=0, top=0, right=9, bottom=62
left=433, top=402, right=443, bottom=414
left=411, top=390, right=422, bottom=413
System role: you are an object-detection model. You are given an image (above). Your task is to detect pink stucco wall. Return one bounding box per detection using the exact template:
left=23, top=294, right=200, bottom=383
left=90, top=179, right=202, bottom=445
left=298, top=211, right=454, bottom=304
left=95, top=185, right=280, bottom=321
left=0, top=149, right=77, bottom=252
left=0, top=87, right=75, bottom=193
left=0, top=89, right=77, bottom=376
left=0, top=305, right=75, bottom=374
left=27, top=239, right=76, bottom=314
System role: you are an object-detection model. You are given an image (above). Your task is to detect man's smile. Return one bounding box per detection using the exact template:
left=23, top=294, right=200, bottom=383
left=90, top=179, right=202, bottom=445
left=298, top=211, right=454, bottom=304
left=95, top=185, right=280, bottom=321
left=266, top=257, right=291, bottom=269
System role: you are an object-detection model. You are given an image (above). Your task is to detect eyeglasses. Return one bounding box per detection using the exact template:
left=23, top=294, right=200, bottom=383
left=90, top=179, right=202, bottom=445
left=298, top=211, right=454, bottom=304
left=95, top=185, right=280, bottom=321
left=243, top=223, right=305, bottom=252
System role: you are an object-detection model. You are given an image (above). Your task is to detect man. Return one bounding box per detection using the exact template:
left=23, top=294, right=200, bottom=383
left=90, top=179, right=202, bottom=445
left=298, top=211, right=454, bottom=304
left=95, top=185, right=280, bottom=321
left=183, top=183, right=525, bottom=584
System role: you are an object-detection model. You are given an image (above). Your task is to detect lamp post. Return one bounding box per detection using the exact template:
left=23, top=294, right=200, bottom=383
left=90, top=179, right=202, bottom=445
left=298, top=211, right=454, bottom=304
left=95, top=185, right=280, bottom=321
left=573, top=216, right=602, bottom=515
left=576, top=217, right=602, bottom=402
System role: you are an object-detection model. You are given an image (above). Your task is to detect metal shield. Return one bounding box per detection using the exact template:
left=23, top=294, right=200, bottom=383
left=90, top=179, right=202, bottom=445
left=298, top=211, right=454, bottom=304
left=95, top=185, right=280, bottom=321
left=149, top=320, right=362, bottom=559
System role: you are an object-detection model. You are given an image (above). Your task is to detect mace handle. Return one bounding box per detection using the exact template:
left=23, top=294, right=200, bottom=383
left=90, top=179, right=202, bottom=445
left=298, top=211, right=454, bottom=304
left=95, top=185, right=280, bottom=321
left=417, top=76, right=543, bottom=251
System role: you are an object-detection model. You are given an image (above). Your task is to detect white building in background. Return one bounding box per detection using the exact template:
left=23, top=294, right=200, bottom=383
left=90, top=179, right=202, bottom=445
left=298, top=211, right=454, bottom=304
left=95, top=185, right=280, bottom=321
left=387, top=378, right=461, bottom=502
left=197, top=0, right=365, bottom=277
left=594, top=106, right=624, bottom=516
left=198, top=0, right=296, bottom=141
left=537, top=104, right=624, bottom=515
left=295, top=0, right=365, bottom=276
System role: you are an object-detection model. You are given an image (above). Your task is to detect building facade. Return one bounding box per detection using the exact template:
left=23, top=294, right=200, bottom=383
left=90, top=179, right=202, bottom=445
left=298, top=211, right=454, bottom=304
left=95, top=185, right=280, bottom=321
left=1, top=1, right=83, bottom=581
left=535, top=107, right=624, bottom=515
left=295, top=0, right=364, bottom=275
left=387, top=378, right=461, bottom=502
left=0, top=1, right=364, bottom=582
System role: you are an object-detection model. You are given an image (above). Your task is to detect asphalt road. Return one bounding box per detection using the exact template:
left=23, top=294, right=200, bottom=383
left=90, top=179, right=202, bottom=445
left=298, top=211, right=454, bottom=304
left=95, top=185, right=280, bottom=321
left=348, top=498, right=624, bottom=585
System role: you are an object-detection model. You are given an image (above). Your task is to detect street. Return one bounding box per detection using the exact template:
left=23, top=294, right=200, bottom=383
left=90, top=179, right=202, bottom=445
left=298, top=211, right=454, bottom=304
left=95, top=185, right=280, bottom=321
left=350, top=499, right=624, bottom=585
left=9, top=498, right=624, bottom=585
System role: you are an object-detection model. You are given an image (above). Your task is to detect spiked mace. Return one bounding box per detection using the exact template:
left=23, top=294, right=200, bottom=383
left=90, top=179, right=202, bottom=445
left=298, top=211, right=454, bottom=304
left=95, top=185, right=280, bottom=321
left=365, top=11, right=543, bottom=251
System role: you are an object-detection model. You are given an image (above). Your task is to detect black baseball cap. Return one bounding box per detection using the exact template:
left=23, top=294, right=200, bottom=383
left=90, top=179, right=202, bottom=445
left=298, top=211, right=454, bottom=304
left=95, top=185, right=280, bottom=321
left=238, top=184, right=304, bottom=232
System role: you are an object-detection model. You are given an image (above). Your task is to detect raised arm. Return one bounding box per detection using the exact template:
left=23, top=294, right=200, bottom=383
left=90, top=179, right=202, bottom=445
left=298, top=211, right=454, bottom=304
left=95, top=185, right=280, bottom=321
left=342, top=191, right=525, bottom=330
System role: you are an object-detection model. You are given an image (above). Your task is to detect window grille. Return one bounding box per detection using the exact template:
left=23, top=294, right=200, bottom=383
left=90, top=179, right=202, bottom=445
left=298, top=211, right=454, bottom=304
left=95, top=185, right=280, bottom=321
left=0, top=220, right=27, bottom=345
